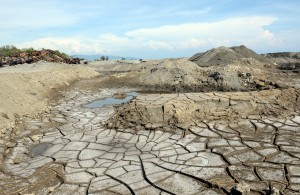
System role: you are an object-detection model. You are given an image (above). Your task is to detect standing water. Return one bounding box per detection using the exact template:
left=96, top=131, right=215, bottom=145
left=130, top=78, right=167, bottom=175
left=84, top=92, right=139, bottom=108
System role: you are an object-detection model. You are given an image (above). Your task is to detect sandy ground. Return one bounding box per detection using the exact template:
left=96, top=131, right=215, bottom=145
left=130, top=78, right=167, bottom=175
left=0, top=62, right=99, bottom=134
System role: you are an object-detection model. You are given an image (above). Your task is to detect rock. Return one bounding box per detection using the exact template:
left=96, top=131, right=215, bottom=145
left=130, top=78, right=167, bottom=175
left=231, top=181, right=251, bottom=195
left=145, top=123, right=152, bottom=129
left=31, top=135, right=40, bottom=142
left=269, top=187, right=280, bottom=195
left=6, top=142, right=16, bottom=148
left=107, top=122, right=113, bottom=128
left=255, top=80, right=266, bottom=88
left=210, top=72, right=223, bottom=82
left=48, top=187, right=55, bottom=192
left=15, top=130, right=21, bottom=136
left=13, top=156, right=21, bottom=164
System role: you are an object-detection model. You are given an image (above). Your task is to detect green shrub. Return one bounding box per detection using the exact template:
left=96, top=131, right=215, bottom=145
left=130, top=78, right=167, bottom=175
left=22, top=48, right=35, bottom=53
left=0, top=45, right=21, bottom=57
left=53, top=50, right=69, bottom=58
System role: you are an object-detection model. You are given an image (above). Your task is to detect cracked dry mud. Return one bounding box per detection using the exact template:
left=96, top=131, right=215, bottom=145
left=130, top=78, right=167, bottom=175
left=1, top=88, right=300, bottom=195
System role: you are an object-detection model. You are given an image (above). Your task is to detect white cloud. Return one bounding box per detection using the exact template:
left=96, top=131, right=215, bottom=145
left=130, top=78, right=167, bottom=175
left=122, top=16, right=281, bottom=52
left=17, top=37, right=106, bottom=54
left=16, top=16, right=282, bottom=55
left=98, top=34, right=131, bottom=48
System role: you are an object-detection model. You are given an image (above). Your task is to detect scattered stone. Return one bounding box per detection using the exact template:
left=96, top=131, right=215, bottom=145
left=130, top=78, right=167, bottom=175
left=231, top=181, right=251, bottom=195
left=269, top=187, right=280, bottom=195
left=6, top=142, right=16, bottom=148
left=31, top=135, right=40, bottom=142
left=15, top=130, right=21, bottom=136
left=13, top=156, right=21, bottom=164
left=48, top=187, right=55, bottom=192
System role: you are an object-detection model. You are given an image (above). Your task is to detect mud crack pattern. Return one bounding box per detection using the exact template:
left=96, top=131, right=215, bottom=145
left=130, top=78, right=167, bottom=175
left=1, top=89, right=300, bottom=195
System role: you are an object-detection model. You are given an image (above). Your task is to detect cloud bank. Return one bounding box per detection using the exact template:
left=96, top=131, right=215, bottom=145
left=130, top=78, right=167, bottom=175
left=17, top=16, right=282, bottom=57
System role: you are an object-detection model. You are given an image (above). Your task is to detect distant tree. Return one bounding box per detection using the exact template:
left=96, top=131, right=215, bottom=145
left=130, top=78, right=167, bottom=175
left=100, top=56, right=106, bottom=61
left=121, top=57, right=125, bottom=60
left=22, top=47, right=35, bottom=53
left=105, top=56, right=109, bottom=61
left=52, top=50, right=69, bottom=58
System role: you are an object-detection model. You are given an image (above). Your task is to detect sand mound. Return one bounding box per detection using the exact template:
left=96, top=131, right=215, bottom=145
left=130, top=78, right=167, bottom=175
left=230, top=45, right=271, bottom=63
left=92, top=56, right=280, bottom=93
left=140, top=58, right=205, bottom=86
left=0, top=62, right=99, bottom=133
left=190, top=45, right=271, bottom=67
left=138, top=57, right=278, bottom=92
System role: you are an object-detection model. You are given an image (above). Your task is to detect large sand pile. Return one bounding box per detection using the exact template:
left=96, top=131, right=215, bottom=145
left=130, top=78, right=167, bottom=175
left=0, top=62, right=99, bottom=133
left=189, top=45, right=271, bottom=67
left=139, top=58, right=205, bottom=89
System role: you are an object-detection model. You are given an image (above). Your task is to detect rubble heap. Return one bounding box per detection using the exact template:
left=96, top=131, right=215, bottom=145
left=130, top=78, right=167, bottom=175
left=0, top=49, right=80, bottom=67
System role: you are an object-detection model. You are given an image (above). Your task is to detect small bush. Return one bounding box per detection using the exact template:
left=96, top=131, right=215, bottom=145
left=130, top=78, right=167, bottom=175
left=0, top=45, right=21, bottom=57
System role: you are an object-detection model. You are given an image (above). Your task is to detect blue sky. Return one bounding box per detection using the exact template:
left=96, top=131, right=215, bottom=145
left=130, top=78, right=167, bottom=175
left=1, top=0, right=300, bottom=58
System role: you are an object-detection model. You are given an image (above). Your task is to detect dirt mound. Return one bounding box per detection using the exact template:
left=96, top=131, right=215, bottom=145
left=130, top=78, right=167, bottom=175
left=0, top=62, right=99, bottom=133
left=189, top=46, right=239, bottom=67
left=230, top=45, right=271, bottom=63
left=107, top=88, right=300, bottom=131
left=0, top=49, right=80, bottom=67
left=189, top=45, right=271, bottom=67
left=139, top=58, right=204, bottom=88
left=138, top=58, right=278, bottom=92
left=92, top=57, right=280, bottom=93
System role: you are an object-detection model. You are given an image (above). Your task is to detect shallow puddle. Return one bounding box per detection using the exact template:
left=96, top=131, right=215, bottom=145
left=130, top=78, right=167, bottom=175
left=29, top=143, right=51, bottom=156
left=84, top=92, right=139, bottom=108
